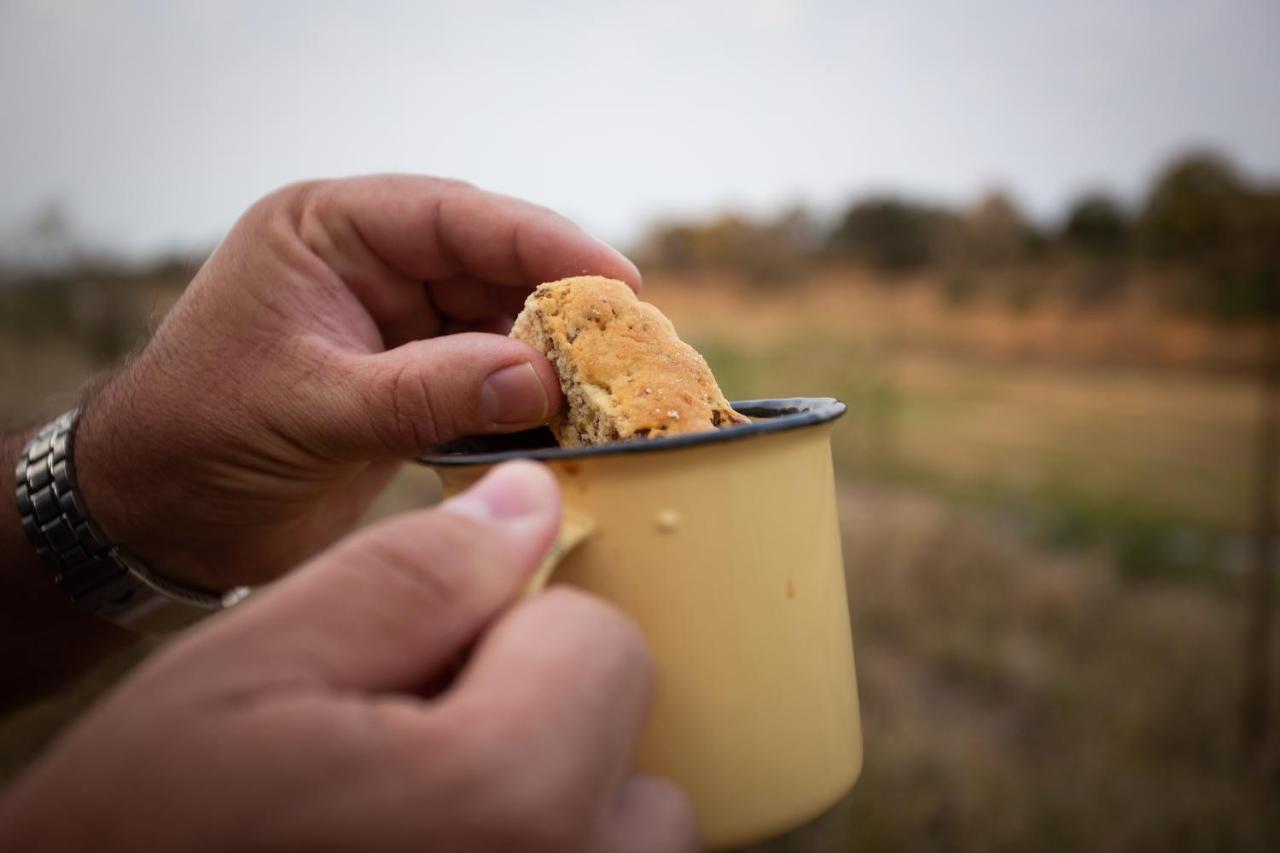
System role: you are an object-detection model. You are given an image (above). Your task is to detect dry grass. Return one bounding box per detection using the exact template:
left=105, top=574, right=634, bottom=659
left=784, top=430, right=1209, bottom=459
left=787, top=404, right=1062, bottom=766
left=647, top=267, right=1266, bottom=373
left=839, top=482, right=1278, bottom=851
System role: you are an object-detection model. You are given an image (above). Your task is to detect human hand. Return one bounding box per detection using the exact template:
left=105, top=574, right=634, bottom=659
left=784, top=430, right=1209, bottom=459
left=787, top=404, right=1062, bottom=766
left=74, top=175, right=640, bottom=591
left=0, top=462, right=697, bottom=852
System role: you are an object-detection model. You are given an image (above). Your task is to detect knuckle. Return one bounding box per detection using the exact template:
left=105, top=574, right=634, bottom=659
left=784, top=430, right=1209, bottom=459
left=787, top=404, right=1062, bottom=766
left=248, top=179, right=326, bottom=226
left=231, top=179, right=333, bottom=277
left=369, top=352, right=449, bottom=452
left=531, top=589, right=655, bottom=701
left=294, top=181, right=342, bottom=261
left=542, top=588, right=653, bottom=673
left=431, top=175, right=475, bottom=194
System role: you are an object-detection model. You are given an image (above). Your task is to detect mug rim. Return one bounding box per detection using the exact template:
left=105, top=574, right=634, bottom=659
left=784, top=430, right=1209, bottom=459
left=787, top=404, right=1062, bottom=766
left=419, top=397, right=847, bottom=467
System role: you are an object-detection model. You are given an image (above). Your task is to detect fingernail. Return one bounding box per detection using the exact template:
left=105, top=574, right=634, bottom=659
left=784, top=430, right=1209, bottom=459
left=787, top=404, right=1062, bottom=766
left=480, top=362, right=549, bottom=425
left=443, top=461, right=558, bottom=524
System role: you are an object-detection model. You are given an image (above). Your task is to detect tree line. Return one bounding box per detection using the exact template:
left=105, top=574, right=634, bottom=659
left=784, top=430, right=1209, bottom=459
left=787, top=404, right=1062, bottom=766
left=634, top=149, right=1280, bottom=322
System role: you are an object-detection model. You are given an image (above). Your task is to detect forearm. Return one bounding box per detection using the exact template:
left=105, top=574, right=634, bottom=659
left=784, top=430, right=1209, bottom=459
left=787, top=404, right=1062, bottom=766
left=1, top=428, right=128, bottom=711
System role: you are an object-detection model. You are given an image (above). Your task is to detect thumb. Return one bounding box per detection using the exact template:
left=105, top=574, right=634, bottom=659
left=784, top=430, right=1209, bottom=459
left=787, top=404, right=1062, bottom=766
left=305, top=332, right=563, bottom=457
left=176, top=461, right=562, bottom=693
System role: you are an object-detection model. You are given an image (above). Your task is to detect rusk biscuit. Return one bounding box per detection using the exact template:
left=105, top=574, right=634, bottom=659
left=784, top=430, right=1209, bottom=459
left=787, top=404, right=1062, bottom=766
left=511, top=276, right=748, bottom=446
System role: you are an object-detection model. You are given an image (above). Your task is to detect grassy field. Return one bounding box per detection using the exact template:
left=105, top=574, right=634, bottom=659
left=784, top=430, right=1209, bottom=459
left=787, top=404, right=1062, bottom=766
left=653, top=272, right=1262, bottom=580
left=1, top=267, right=1277, bottom=850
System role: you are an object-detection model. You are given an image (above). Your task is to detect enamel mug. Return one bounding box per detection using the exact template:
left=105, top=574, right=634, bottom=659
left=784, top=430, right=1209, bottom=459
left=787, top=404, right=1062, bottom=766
left=422, top=398, right=861, bottom=849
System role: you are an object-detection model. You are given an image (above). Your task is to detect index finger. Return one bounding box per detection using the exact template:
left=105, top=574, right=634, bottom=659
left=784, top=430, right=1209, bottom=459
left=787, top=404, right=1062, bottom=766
left=313, top=174, right=642, bottom=290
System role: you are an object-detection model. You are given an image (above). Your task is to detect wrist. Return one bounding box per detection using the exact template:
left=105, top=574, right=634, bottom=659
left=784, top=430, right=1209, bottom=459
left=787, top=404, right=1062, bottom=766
left=73, top=369, right=213, bottom=590
left=74, top=380, right=150, bottom=563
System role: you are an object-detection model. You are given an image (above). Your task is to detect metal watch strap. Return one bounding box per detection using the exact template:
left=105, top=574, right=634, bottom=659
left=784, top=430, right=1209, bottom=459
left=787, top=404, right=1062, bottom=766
left=14, top=408, right=244, bottom=625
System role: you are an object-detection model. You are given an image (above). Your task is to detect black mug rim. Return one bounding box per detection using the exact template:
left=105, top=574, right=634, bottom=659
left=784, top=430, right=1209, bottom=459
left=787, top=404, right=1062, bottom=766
left=418, top=397, right=846, bottom=467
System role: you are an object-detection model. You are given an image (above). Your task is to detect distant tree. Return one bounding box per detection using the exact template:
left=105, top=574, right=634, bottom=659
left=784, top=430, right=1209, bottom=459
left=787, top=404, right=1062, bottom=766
left=1137, top=151, right=1280, bottom=760
left=1139, top=151, right=1245, bottom=262
left=1236, top=187, right=1280, bottom=768
left=1138, top=150, right=1280, bottom=320
left=772, top=203, right=825, bottom=257
left=1061, top=192, right=1130, bottom=257
left=962, top=190, right=1036, bottom=266
left=827, top=197, right=940, bottom=271
left=632, top=221, right=698, bottom=270
left=632, top=208, right=817, bottom=284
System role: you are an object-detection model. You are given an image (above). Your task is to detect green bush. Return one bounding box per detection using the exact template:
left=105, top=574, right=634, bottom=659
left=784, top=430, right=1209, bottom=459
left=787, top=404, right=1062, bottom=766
left=826, top=196, right=945, bottom=272
left=1061, top=192, right=1131, bottom=257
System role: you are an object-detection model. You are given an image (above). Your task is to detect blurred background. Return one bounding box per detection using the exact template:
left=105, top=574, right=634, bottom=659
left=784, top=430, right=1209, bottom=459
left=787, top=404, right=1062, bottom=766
left=2, top=1, right=1278, bottom=849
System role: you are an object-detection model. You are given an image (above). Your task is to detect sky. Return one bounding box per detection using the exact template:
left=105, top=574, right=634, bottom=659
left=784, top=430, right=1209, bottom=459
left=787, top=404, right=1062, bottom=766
left=1, top=0, right=1278, bottom=262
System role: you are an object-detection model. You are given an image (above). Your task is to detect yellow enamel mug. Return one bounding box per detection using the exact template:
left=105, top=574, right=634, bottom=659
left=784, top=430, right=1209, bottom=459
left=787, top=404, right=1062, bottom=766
left=421, top=398, right=861, bottom=849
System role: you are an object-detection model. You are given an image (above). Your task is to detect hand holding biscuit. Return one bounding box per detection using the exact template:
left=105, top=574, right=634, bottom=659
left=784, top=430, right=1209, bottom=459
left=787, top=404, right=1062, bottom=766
left=72, top=176, right=641, bottom=593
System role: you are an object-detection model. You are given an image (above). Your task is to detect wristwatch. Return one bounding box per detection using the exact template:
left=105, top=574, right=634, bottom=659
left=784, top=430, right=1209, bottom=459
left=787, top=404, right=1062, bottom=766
left=14, top=408, right=249, bottom=628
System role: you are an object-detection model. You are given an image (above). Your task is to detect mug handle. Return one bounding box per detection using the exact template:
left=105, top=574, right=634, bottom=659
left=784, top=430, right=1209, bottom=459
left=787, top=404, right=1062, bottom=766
left=522, top=508, right=595, bottom=596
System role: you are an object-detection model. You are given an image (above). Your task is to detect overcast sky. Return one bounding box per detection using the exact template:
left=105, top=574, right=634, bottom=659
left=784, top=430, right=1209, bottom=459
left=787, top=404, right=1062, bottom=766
left=1, top=0, right=1278, bottom=259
